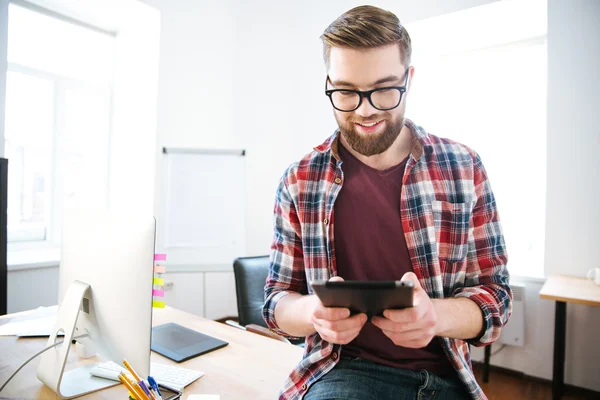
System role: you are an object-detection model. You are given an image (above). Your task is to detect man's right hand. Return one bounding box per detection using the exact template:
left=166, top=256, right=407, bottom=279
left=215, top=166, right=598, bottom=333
left=309, top=277, right=368, bottom=345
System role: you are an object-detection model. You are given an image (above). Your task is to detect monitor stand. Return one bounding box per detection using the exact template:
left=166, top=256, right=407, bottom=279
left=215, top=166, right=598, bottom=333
left=37, top=280, right=118, bottom=399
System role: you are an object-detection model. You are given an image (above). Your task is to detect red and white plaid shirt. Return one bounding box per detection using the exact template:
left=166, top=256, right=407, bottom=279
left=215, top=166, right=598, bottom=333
left=263, top=119, right=512, bottom=400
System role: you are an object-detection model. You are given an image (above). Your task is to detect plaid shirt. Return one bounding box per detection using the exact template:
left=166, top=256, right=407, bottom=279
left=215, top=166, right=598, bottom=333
left=263, top=119, right=512, bottom=400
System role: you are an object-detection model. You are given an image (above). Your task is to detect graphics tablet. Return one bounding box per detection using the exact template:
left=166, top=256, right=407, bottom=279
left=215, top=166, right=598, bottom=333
left=151, top=323, right=228, bottom=363
left=311, top=280, right=414, bottom=317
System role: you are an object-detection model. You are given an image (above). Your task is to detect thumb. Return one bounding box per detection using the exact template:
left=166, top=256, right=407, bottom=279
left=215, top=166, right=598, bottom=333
left=328, top=276, right=345, bottom=282
left=400, top=272, right=422, bottom=292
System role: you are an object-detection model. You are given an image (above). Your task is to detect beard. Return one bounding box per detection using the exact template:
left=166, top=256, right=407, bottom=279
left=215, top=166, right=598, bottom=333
left=335, top=107, right=405, bottom=157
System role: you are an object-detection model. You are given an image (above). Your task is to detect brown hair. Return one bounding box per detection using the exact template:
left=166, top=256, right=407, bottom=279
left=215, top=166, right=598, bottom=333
left=321, top=5, right=411, bottom=68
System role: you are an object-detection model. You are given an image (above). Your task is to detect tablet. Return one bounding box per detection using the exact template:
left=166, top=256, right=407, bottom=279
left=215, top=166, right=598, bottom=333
left=311, top=280, right=414, bottom=317
left=151, top=323, right=228, bottom=363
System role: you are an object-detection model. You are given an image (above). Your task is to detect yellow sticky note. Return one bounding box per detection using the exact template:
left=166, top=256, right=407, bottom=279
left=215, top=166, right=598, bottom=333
left=153, top=277, right=164, bottom=286
left=152, top=300, right=166, bottom=308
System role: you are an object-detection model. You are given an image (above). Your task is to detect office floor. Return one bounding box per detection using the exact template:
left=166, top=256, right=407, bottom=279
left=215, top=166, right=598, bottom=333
left=472, top=363, right=597, bottom=400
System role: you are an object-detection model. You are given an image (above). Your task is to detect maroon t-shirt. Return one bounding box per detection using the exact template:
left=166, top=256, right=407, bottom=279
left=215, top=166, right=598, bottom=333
left=334, top=141, right=454, bottom=377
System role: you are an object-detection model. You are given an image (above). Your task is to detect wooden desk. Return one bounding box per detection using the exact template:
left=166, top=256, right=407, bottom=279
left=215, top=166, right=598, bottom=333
left=539, top=275, right=600, bottom=400
left=0, top=307, right=303, bottom=399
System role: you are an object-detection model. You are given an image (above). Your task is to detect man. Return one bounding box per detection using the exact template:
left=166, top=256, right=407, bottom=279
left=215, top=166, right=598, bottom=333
left=263, top=5, right=511, bottom=400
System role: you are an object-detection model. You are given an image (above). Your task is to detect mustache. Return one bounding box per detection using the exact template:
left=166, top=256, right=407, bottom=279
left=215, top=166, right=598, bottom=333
left=347, top=114, right=391, bottom=124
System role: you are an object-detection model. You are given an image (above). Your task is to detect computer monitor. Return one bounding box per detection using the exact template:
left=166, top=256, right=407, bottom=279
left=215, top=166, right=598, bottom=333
left=37, top=210, right=156, bottom=399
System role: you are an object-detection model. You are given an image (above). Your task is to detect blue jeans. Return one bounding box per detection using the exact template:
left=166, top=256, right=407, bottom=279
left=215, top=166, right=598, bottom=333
left=304, top=357, right=471, bottom=400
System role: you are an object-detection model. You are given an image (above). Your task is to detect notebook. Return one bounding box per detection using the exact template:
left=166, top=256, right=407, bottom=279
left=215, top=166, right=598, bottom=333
left=151, top=323, right=228, bottom=362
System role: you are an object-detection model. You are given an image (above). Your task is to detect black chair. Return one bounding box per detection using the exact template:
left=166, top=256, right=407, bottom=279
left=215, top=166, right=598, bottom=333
left=233, top=256, right=271, bottom=327
left=233, top=256, right=304, bottom=346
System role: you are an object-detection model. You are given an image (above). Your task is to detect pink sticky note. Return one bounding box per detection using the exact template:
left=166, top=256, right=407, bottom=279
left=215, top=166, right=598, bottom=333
left=152, top=289, right=165, bottom=297
left=154, top=266, right=166, bottom=274
left=154, top=254, right=167, bottom=261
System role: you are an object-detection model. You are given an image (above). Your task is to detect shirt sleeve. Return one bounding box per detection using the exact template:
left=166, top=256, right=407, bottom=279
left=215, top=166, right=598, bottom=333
left=262, top=167, right=307, bottom=339
left=453, top=153, right=513, bottom=347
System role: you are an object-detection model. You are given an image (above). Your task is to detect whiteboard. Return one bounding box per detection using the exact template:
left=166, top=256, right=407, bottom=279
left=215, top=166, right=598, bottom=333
left=159, top=148, right=246, bottom=265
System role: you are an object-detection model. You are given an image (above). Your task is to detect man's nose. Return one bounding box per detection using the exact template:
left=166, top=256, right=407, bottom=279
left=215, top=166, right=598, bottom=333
left=354, top=96, right=378, bottom=118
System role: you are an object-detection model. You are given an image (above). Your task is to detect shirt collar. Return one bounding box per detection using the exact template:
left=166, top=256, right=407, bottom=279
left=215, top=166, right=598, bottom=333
left=313, top=118, right=433, bottom=162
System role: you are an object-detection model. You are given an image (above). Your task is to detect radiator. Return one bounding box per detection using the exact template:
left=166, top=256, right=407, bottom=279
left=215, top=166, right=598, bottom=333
left=498, top=282, right=525, bottom=346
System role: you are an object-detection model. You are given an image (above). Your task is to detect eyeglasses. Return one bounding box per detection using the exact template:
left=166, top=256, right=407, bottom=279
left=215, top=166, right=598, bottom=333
left=325, top=68, right=410, bottom=112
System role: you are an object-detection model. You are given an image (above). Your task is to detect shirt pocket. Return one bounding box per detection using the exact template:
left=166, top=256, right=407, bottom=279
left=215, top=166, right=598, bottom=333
left=431, top=200, right=471, bottom=263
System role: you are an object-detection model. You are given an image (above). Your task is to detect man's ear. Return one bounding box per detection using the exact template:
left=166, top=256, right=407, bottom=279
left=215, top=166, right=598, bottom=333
left=407, top=66, right=415, bottom=94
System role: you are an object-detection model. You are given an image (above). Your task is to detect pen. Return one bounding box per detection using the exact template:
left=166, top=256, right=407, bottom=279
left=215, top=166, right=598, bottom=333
left=139, top=380, right=157, bottom=400
left=121, top=372, right=150, bottom=400
left=122, top=359, right=152, bottom=400
left=118, top=373, right=139, bottom=400
left=119, top=372, right=148, bottom=400
left=132, top=381, right=151, bottom=400
left=148, top=376, right=162, bottom=398
left=145, top=377, right=162, bottom=400
left=148, top=386, right=162, bottom=400
left=123, top=359, right=143, bottom=383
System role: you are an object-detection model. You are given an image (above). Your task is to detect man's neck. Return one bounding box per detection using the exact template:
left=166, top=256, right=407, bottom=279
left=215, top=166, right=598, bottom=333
left=340, top=125, right=412, bottom=171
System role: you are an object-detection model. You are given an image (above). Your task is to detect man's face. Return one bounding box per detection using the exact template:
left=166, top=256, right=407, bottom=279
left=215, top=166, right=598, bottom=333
left=327, top=44, right=412, bottom=157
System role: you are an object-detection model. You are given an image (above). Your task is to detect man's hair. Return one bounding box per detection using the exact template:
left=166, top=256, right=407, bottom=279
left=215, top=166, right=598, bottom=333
left=320, top=5, right=411, bottom=68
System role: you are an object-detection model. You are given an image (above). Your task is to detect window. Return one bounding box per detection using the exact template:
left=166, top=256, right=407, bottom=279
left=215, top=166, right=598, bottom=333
left=405, top=0, right=547, bottom=278
left=5, top=3, right=114, bottom=247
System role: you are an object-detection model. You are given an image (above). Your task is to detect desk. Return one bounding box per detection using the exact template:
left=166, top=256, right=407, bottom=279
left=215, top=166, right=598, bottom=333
left=0, top=307, right=303, bottom=399
left=539, top=275, right=600, bottom=400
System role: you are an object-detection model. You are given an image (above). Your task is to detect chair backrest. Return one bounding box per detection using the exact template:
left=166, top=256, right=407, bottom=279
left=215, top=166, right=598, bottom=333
left=233, top=256, right=270, bottom=327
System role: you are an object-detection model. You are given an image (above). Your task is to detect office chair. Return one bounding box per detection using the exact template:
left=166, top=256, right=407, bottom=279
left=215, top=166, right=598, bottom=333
left=232, top=256, right=304, bottom=345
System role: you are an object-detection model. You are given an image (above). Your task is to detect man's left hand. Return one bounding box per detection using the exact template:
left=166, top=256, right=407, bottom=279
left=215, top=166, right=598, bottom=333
left=371, top=272, right=438, bottom=349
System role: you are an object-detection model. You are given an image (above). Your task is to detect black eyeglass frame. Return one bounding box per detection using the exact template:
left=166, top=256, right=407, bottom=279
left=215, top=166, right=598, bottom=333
left=324, top=67, right=410, bottom=112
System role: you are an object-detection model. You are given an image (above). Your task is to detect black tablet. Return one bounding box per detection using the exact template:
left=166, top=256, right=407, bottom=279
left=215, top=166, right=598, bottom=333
left=311, top=280, right=414, bottom=317
left=151, top=323, right=228, bottom=363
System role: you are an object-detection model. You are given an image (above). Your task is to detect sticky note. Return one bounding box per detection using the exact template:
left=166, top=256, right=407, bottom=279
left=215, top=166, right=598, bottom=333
left=152, top=300, right=165, bottom=308
left=152, top=289, right=164, bottom=297
left=153, top=277, right=164, bottom=286
left=153, top=266, right=166, bottom=274
left=154, top=254, right=167, bottom=261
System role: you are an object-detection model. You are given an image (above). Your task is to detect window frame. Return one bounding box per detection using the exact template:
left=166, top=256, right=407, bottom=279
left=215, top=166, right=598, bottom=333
left=6, top=61, right=113, bottom=250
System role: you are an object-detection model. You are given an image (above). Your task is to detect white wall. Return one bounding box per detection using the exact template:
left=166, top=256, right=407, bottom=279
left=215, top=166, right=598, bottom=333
left=142, top=0, right=237, bottom=246
left=545, top=0, right=600, bottom=278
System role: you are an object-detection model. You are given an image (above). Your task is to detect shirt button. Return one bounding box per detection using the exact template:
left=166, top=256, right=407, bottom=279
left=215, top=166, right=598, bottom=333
left=334, top=177, right=342, bottom=184
left=332, top=352, right=338, bottom=359
left=301, top=384, right=307, bottom=391
left=323, top=218, right=328, bottom=225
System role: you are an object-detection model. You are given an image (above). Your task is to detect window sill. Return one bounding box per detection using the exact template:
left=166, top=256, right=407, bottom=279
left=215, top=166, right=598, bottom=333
left=7, top=248, right=61, bottom=271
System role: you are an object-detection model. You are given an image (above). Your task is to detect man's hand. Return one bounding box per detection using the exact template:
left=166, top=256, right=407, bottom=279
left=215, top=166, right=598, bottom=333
left=371, top=272, right=438, bottom=348
left=310, top=276, right=368, bottom=345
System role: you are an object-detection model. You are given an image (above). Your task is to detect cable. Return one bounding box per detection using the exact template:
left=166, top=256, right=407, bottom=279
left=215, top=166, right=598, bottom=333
left=0, top=333, right=89, bottom=393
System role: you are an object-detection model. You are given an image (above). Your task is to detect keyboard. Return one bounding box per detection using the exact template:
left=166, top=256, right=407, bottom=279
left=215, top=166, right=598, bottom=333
left=89, top=360, right=204, bottom=391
